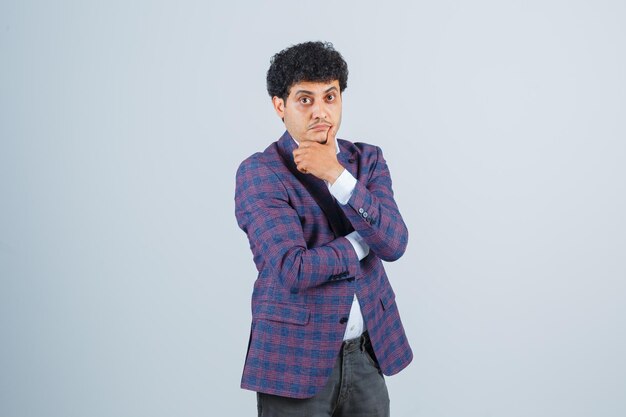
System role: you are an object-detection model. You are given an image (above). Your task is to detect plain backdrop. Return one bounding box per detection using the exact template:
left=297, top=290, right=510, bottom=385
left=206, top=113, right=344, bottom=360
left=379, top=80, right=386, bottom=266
left=1, top=1, right=625, bottom=416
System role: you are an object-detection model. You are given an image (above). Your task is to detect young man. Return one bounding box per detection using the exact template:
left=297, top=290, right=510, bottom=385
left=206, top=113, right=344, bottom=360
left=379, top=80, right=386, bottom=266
left=235, top=41, right=412, bottom=417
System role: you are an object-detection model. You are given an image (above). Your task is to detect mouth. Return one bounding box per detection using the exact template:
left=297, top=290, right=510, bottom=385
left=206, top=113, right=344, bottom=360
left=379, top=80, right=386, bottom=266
left=309, top=123, right=331, bottom=131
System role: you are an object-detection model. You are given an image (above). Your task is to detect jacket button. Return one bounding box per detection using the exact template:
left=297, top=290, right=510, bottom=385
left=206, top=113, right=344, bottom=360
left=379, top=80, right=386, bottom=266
left=339, top=317, right=348, bottom=324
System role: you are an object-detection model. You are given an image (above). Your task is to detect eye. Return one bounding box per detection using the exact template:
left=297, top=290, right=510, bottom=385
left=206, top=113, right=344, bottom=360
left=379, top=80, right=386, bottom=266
left=326, top=94, right=335, bottom=101
left=300, top=97, right=311, bottom=104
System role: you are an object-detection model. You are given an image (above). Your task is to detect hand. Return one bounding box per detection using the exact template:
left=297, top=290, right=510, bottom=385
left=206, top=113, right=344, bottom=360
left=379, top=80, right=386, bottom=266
left=292, top=125, right=345, bottom=184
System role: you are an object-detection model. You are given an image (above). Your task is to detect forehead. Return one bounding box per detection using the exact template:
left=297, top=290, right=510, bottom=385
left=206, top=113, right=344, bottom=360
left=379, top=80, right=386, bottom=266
left=288, top=80, right=340, bottom=97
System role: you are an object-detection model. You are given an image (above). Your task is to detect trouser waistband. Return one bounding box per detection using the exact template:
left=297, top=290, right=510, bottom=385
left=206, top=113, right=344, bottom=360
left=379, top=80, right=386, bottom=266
left=342, top=331, right=370, bottom=354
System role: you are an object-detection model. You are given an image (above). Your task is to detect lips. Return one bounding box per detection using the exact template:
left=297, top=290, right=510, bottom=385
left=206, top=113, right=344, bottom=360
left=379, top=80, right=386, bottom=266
left=309, top=124, right=331, bottom=131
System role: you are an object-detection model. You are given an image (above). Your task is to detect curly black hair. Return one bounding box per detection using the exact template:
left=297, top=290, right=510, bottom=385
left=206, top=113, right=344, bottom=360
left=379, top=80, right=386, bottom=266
left=266, top=41, right=348, bottom=101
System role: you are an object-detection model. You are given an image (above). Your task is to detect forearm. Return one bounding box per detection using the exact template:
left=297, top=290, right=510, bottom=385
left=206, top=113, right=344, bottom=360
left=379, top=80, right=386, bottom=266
left=261, top=236, right=360, bottom=290
left=341, top=179, right=408, bottom=261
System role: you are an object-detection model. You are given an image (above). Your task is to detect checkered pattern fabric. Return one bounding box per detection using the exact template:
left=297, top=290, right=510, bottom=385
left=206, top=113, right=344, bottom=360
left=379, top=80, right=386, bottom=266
left=235, top=131, right=413, bottom=399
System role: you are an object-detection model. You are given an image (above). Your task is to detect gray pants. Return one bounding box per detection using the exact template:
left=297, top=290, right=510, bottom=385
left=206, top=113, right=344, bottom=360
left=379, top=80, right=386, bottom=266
left=257, top=332, right=390, bottom=417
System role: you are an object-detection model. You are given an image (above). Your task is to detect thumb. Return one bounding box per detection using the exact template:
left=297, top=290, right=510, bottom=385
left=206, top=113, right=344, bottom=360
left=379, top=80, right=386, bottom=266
left=325, top=125, right=337, bottom=147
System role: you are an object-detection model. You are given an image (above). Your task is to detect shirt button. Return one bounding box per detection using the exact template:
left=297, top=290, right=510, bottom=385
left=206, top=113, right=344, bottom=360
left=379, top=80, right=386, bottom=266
left=359, top=208, right=364, bottom=214
left=363, top=212, right=368, bottom=218
left=339, top=317, right=348, bottom=324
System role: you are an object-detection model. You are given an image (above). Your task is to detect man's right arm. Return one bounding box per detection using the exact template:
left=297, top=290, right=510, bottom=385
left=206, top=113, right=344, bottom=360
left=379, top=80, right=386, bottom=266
left=235, top=155, right=360, bottom=291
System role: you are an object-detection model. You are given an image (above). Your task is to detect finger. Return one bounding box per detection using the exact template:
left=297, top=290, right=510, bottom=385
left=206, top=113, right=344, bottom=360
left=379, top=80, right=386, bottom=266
left=293, top=149, right=304, bottom=159
left=297, top=141, right=310, bottom=148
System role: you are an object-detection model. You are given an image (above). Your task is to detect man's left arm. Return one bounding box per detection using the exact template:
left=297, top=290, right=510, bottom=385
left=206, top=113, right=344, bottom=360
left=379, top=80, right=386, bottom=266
left=332, top=146, right=408, bottom=262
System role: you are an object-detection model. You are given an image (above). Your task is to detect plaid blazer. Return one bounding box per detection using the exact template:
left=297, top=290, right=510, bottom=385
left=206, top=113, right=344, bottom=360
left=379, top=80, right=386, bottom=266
left=235, top=131, right=412, bottom=399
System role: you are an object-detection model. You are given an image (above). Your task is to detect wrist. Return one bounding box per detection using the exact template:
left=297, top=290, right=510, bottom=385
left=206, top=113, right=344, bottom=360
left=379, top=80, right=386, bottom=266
left=325, top=164, right=345, bottom=185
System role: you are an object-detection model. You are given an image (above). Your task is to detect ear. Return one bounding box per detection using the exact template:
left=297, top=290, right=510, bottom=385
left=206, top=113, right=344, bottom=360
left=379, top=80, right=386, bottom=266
left=272, top=96, right=285, bottom=121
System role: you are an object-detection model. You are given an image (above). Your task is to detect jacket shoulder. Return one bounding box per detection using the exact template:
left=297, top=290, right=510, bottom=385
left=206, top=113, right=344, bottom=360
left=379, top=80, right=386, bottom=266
left=236, top=142, right=282, bottom=176
left=235, top=142, right=289, bottom=199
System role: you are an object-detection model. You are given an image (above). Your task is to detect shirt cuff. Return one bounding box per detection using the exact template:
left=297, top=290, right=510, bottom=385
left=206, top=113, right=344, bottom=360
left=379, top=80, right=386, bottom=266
left=328, top=169, right=357, bottom=205
left=345, top=231, right=370, bottom=261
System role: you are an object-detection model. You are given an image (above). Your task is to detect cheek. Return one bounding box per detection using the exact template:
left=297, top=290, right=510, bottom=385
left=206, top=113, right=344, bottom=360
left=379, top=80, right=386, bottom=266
left=291, top=111, right=309, bottom=126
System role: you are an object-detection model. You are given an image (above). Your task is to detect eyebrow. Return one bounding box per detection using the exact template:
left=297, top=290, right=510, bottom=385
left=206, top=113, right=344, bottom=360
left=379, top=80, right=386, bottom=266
left=294, top=86, right=339, bottom=96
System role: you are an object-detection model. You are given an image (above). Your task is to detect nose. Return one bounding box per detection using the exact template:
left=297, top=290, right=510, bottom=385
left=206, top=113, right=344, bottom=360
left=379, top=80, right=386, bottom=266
left=311, top=101, right=329, bottom=121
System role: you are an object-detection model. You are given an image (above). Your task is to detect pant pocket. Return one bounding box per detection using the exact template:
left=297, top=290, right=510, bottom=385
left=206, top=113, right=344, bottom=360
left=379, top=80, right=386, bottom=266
left=363, top=340, right=381, bottom=370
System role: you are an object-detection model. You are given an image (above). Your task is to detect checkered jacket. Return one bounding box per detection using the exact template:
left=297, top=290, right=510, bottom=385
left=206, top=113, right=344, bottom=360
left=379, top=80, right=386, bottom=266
left=235, top=131, right=412, bottom=399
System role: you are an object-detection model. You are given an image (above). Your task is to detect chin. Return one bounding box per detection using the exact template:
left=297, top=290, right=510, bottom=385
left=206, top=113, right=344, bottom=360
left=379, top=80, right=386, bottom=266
left=300, top=132, right=327, bottom=143
left=311, top=134, right=327, bottom=143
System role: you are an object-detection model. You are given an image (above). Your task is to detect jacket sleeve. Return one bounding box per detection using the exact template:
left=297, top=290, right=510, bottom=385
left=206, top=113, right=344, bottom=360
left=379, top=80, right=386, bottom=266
left=341, top=146, right=409, bottom=262
left=235, top=155, right=360, bottom=291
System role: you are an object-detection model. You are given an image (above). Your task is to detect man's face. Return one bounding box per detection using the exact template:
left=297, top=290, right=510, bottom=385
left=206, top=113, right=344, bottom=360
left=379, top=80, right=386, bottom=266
left=272, top=80, right=342, bottom=144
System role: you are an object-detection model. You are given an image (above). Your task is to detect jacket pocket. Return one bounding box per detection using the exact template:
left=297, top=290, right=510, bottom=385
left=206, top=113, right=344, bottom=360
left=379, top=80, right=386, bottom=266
left=255, top=302, right=310, bottom=325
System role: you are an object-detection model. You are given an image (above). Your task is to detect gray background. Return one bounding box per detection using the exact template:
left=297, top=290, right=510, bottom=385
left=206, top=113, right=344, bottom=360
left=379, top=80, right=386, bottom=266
left=1, top=1, right=625, bottom=416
